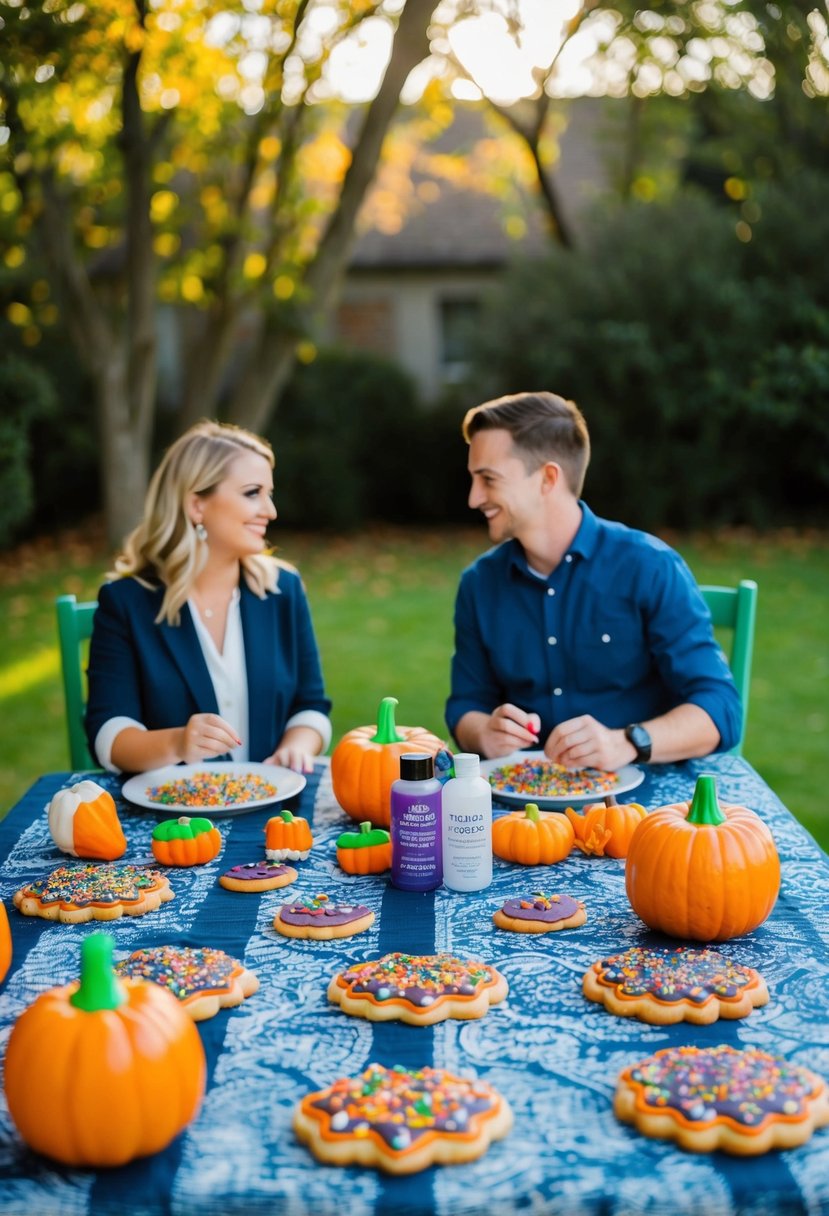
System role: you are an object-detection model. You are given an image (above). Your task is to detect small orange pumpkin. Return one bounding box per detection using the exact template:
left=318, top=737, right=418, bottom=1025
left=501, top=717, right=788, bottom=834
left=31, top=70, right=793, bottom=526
left=151, top=816, right=222, bottom=866
left=492, top=803, right=574, bottom=865
left=331, top=696, right=447, bottom=827
left=336, top=821, right=392, bottom=874
left=47, top=780, right=127, bottom=861
left=625, top=773, right=781, bottom=942
left=4, top=933, right=205, bottom=1166
left=566, top=802, right=648, bottom=858
left=265, top=809, right=313, bottom=860
left=0, top=899, right=11, bottom=986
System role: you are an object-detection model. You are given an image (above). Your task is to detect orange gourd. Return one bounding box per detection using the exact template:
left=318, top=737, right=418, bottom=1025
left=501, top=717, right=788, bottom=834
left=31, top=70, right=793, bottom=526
left=492, top=803, right=574, bottom=865
left=151, top=816, right=222, bottom=866
left=566, top=802, right=648, bottom=858
left=0, top=899, right=11, bottom=985
left=265, top=809, right=314, bottom=860
left=331, top=696, right=447, bottom=828
left=4, top=933, right=205, bottom=1166
left=47, top=780, right=127, bottom=861
left=336, top=821, right=392, bottom=874
left=625, top=773, right=781, bottom=942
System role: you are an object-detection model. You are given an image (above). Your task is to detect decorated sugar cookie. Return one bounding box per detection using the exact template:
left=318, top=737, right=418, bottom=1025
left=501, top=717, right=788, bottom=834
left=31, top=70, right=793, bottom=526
left=219, top=861, right=298, bottom=892
left=493, top=892, right=586, bottom=934
left=264, top=809, right=313, bottom=861
left=615, top=1044, right=829, bottom=1154
left=273, top=893, right=374, bottom=940
left=328, top=952, right=508, bottom=1024
left=583, top=945, right=769, bottom=1025
left=13, top=862, right=174, bottom=923
left=115, top=945, right=259, bottom=1021
left=293, top=1062, right=513, bottom=1173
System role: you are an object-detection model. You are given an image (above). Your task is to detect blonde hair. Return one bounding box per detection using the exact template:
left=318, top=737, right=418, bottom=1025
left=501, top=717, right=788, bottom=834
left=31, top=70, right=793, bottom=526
left=112, top=420, right=280, bottom=625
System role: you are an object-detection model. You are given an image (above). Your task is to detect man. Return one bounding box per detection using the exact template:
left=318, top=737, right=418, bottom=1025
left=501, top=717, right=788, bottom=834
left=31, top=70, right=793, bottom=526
left=445, top=391, right=741, bottom=768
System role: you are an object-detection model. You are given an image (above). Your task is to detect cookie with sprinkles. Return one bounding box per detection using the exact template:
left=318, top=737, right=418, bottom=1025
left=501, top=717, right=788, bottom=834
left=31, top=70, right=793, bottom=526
left=12, top=862, right=174, bottom=924
left=115, top=945, right=259, bottom=1021
left=583, top=945, right=769, bottom=1025
left=328, top=952, right=508, bottom=1025
left=615, top=1044, right=829, bottom=1154
left=219, top=861, right=298, bottom=892
left=493, top=892, right=586, bottom=934
left=273, top=893, right=375, bottom=940
left=293, top=1062, right=513, bottom=1173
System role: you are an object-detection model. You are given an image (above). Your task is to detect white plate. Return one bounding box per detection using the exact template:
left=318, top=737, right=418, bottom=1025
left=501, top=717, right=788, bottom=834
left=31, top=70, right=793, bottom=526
left=121, top=762, right=306, bottom=817
left=480, top=751, right=644, bottom=810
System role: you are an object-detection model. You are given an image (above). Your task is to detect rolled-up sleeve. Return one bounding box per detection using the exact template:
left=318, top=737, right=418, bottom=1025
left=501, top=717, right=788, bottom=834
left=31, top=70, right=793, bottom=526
left=446, top=570, right=503, bottom=738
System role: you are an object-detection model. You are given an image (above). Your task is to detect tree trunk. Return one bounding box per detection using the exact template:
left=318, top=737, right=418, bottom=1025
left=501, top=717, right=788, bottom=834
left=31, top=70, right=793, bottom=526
left=95, top=354, right=152, bottom=548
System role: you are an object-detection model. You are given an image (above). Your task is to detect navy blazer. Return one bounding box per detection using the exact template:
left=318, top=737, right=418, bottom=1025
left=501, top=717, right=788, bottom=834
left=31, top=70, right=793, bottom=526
left=85, top=569, right=331, bottom=766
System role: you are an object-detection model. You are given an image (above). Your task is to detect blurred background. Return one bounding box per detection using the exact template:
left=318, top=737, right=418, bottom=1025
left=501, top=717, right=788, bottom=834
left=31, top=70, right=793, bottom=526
left=1, top=0, right=827, bottom=843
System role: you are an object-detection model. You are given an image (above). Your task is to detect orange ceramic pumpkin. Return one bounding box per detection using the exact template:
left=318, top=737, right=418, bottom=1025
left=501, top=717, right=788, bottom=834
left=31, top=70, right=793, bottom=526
left=336, top=821, right=392, bottom=874
left=0, top=899, right=11, bottom=985
left=566, top=802, right=648, bottom=858
left=47, top=780, right=127, bottom=861
left=4, top=933, right=205, bottom=1166
left=492, top=803, right=574, bottom=865
left=331, top=696, right=447, bottom=828
left=151, top=816, right=222, bottom=866
left=625, top=773, right=781, bottom=942
left=265, top=809, right=313, bottom=860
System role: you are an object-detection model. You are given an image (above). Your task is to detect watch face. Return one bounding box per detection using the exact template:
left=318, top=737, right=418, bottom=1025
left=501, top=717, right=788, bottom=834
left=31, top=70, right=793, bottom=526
left=626, top=724, right=652, bottom=760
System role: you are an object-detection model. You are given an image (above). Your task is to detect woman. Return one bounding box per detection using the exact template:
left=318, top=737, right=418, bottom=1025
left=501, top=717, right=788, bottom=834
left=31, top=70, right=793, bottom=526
left=85, top=420, right=331, bottom=774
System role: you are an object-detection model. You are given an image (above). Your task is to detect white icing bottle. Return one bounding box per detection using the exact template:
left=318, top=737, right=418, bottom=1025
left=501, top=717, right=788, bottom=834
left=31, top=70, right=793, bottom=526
left=441, top=752, right=492, bottom=892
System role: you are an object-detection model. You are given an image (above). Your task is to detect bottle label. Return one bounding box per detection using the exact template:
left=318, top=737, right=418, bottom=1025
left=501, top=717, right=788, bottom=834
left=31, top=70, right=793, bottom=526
left=391, top=794, right=442, bottom=890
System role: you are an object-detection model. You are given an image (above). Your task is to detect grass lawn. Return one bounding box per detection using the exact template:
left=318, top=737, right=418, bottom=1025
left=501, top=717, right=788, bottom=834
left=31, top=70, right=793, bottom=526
left=1, top=522, right=826, bottom=851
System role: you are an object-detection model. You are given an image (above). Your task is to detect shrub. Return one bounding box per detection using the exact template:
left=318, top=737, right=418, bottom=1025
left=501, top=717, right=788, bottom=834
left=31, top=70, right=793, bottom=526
left=0, top=355, right=58, bottom=547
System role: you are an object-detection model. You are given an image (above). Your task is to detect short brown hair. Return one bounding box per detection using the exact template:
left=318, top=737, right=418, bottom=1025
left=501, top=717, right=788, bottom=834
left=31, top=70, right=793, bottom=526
left=462, top=391, right=591, bottom=495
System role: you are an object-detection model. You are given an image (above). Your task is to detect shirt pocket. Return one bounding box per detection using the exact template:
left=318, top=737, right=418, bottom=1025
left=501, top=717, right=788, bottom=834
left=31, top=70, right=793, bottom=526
left=575, top=614, right=651, bottom=693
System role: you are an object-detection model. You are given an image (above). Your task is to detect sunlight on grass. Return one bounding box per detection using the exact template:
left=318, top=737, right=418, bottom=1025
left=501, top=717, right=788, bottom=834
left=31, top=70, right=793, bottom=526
left=0, top=648, right=60, bottom=699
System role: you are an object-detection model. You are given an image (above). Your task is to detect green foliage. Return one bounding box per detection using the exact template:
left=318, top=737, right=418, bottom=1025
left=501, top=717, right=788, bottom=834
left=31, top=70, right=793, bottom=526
left=463, top=177, right=829, bottom=530
left=0, top=354, right=57, bottom=546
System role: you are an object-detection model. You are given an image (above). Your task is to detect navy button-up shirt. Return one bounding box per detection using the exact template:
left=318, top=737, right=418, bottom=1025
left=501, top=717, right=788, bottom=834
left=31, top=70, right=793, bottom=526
left=446, top=503, right=741, bottom=751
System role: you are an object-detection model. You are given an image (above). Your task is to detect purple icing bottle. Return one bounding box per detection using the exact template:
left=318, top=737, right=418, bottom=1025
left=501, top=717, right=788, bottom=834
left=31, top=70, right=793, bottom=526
left=390, top=753, right=443, bottom=891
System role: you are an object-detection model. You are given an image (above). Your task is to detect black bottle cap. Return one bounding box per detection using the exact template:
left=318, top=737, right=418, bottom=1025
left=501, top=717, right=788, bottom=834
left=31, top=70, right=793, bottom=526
left=399, top=753, right=434, bottom=782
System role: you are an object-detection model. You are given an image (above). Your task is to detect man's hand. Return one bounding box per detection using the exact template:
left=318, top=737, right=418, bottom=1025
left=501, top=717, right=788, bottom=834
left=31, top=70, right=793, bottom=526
left=544, top=715, right=634, bottom=771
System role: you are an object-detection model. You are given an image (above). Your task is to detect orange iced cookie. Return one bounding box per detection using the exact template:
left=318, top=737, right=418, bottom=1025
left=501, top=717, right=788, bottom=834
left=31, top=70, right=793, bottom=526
left=13, top=862, right=174, bottom=923
left=115, top=945, right=258, bottom=1021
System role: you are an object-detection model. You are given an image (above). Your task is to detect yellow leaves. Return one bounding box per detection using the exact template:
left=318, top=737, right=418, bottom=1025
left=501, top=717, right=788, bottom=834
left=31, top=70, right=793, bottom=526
left=259, top=136, right=282, bottom=161
left=298, top=129, right=351, bottom=186
left=181, top=275, right=205, bottom=303
left=7, top=303, right=33, bottom=328
left=273, top=275, right=295, bottom=300
left=724, top=176, right=748, bottom=201
left=150, top=189, right=179, bottom=223
left=4, top=247, right=26, bottom=269
left=243, top=252, right=268, bottom=280
left=153, top=232, right=180, bottom=257
left=296, top=340, right=317, bottom=364
left=83, top=227, right=111, bottom=248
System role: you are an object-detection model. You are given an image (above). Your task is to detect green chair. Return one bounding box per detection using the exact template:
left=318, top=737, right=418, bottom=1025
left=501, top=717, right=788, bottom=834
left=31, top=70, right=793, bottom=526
left=56, top=593, right=99, bottom=771
left=699, top=579, right=758, bottom=757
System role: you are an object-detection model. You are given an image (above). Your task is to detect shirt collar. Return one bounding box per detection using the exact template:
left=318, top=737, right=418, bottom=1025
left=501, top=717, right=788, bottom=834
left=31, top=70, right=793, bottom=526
left=508, top=500, right=599, bottom=576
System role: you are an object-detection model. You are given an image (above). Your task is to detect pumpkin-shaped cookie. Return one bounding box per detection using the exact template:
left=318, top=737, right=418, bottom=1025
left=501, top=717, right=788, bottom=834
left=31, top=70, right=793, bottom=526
left=492, top=803, right=574, bottom=865
left=48, top=780, right=127, bottom=861
left=625, top=773, right=781, bottom=941
left=331, top=696, right=446, bottom=828
left=265, top=809, right=313, bottom=860
left=151, top=817, right=222, bottom=867
left=336, top=821, right=392, bottom=874
left=3, top=933, right=205, bottom=1166
left=566, top=802, right=648, bottom=858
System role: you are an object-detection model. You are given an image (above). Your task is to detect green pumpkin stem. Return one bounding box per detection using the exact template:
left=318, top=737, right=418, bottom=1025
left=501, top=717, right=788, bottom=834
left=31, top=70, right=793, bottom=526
left=687, top=773, right=726, bottom=826
left=70, top=933, right=126, bottom=1012
left=370, top=696, right=406, bottom=745
left=524, top=803, right=541, bottom=822
left=279, top=809, right=295, bottom=823
left=360, top=821, right=372, bottom=835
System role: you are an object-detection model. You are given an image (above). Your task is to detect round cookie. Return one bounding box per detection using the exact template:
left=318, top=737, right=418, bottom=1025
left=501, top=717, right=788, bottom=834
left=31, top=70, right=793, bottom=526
left=583, top=944, right=769, bottom=1025
left=328, top=952, right=508, bottom=1024
left=615, top=1044, right=829, bottom=1155
left=220, top=861, right=298, bottom=892
left=493, top=892, right=586, bottom=934
left=115, top=945, right=259, bottom=1021
left=273, top=893, right=374, bottom=940
left=13, top=862, right=174, bottom=923
left=293, top=1062, right=513, bottom=1173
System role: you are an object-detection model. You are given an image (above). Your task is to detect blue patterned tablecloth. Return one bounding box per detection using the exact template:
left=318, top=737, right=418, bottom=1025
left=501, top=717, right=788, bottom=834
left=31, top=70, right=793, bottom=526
left=1, top=755, right=828, bottom=1216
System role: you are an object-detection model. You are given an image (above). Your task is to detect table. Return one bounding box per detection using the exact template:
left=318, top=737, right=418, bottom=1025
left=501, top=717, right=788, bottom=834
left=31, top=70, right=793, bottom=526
left=1, top=755, right=828, bottom=1216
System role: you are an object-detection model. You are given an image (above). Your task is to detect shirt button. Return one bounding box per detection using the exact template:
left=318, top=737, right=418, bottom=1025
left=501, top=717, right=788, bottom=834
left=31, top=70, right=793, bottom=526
left=547, top=636, right=557, bottom=646
left=547, top=587, right=555, bottom=596
left=564, top=554, right=573, bottom=562
left=553, top=688, right=563, bottom=696
left=601, top=633, right=611, bottom=643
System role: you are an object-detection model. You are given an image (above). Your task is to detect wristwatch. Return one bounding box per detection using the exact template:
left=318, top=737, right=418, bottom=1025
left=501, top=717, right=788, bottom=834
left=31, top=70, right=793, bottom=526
left=624, top=723, right=652, bottom=764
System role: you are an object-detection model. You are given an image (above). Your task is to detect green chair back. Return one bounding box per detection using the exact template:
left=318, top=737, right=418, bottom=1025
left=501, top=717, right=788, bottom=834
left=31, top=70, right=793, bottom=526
left=699, top=579, right=758, bottom=757
left=55, top=593, right=99, bottom=771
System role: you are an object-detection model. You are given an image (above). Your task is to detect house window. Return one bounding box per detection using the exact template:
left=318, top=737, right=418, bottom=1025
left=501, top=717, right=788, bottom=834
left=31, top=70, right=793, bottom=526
left=439, top=297, right=481, bottom=381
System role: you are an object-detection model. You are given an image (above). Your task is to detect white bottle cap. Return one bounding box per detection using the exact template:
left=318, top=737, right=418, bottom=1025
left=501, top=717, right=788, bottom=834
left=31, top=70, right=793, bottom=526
left=452, top=752, right=480, bottom=779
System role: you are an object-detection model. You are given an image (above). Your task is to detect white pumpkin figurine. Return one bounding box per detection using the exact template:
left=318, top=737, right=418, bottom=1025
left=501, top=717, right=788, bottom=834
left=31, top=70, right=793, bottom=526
left=47, top=780, right=127, bottom=861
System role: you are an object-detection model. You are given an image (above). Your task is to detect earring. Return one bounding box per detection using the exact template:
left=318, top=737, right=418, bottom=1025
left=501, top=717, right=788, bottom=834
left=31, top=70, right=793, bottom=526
left=194, top=522, right=208, bottom=542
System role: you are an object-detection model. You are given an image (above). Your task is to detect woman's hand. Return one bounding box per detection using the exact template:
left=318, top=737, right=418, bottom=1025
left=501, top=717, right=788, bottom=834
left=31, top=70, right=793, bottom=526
left=265, top=725, right=323, bottom=773
left=180, top=713, right=242, bottom=764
